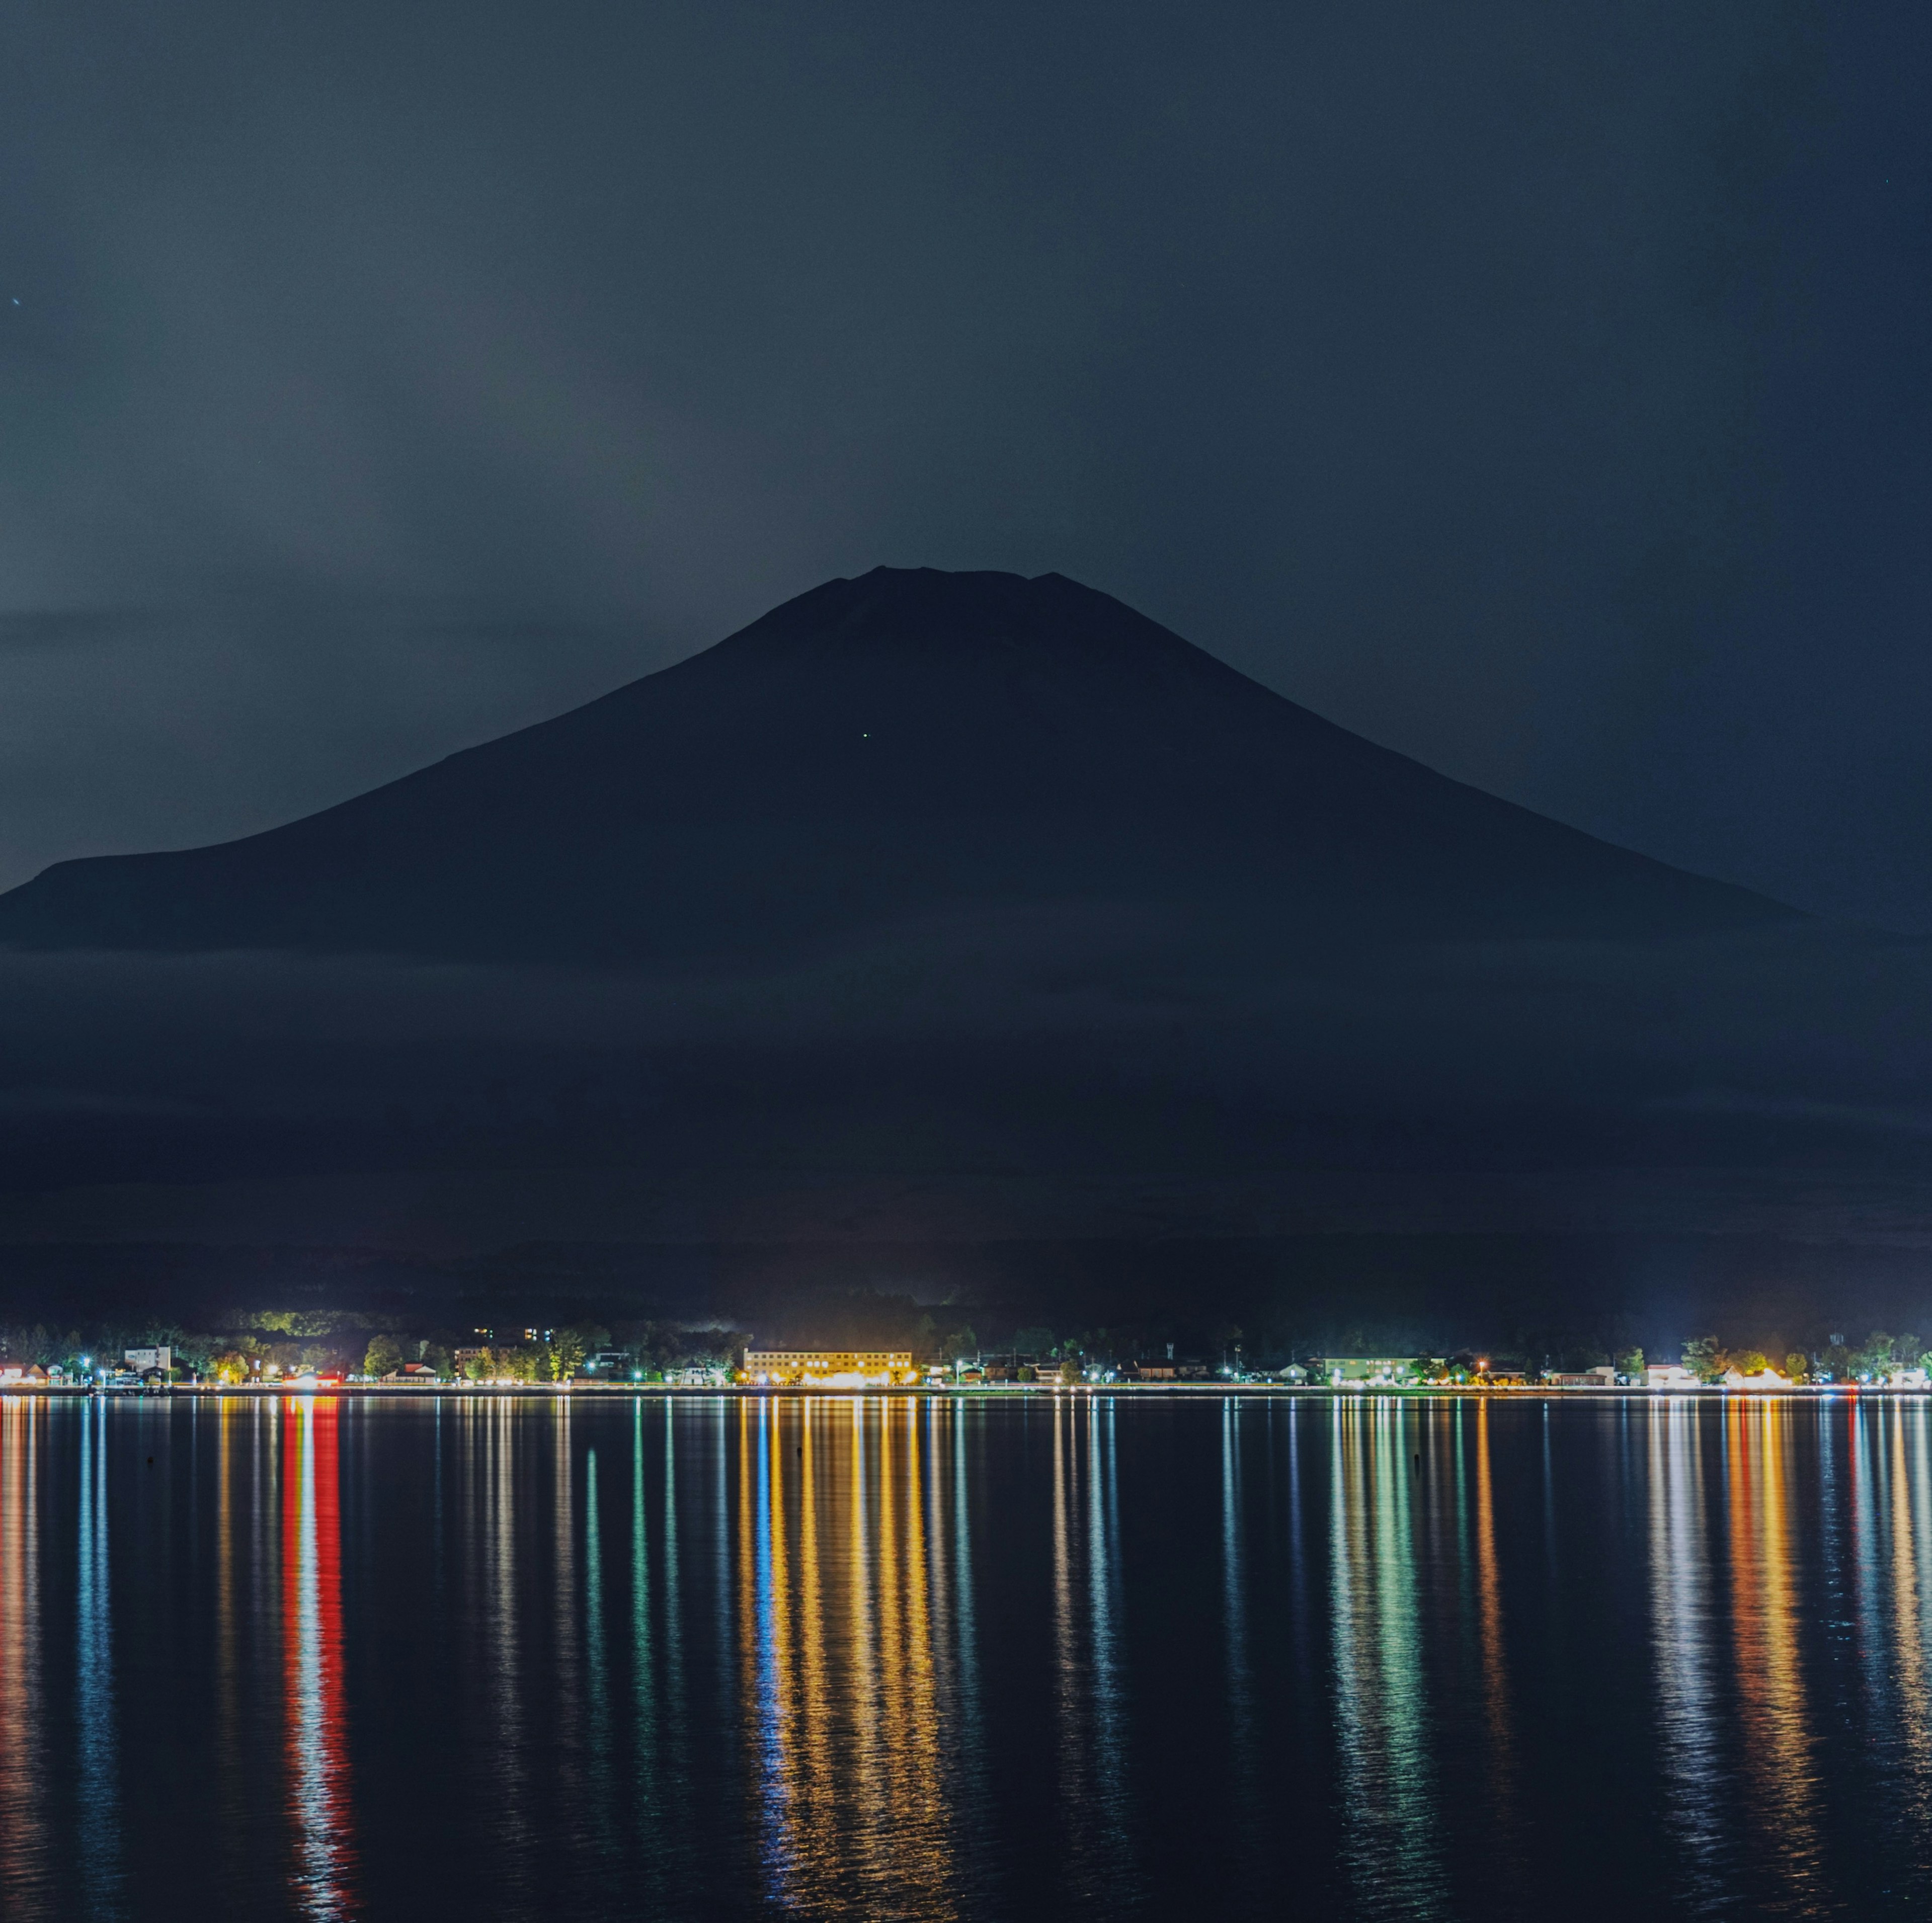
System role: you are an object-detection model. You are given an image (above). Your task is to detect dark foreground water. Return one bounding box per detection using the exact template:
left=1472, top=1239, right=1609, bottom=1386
left=4, top=1393, right=1932, bottom=1919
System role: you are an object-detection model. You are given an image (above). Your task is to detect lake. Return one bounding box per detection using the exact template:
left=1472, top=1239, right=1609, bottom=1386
left=2, top=1391, right=1930, bottom=1918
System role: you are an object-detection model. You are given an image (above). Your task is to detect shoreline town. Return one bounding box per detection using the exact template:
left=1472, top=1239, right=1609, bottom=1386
left=4, top=1339, right=1931, bottom=1396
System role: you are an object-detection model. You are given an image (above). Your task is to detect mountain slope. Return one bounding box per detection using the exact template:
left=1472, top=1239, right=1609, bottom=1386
left=0, top=568, right=1790, bottom=963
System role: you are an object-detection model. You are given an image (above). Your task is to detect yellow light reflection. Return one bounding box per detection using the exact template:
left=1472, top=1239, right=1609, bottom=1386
left=1890, top=1404, right=1932, bottom=1818
left=0, top=1400, right=46, bottom=1910
left=738, top=1396, right=960, bottom=1918
left=1725, top=1396, right=1818, bottom=1899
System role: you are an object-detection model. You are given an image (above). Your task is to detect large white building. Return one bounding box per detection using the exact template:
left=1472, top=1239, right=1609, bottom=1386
left=743, top=1349, right=916, bottom=1386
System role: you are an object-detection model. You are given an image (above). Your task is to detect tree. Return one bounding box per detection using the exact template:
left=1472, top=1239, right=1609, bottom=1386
left=1208, top=1321, right=1245, bottom=1367
left=1731, top=1350, right=1768, bottom=1379
left=1682, top=1337, right=1722, bottom=1384
left=942, top=1327, right=978, bottom=1365
left=363, top=1334, right=404, bottom=1379
left=1854, top=1331, right=1897, bottom=1380
left=1617, top=1349, right=1645, bottom=1380
left=1785, top=1351, right=1810, bottom=1383
left=552, top=1325, right=602, bottom=1381
left=463, top=1350, right=491, bottom=1383
left=1057, top=1356, right=1082, bottom=1384
left=1012, top=1327, right=1056, bottom=1358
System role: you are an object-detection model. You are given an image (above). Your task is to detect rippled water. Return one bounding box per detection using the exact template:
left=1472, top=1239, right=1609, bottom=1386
left=4, top=1392, right=1932, bottom=1918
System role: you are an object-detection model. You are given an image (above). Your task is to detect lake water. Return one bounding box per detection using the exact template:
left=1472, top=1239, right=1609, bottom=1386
left=3, top=1392, right=1931, bottom=1919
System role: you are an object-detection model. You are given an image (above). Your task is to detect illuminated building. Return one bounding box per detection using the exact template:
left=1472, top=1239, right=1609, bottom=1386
left=1303, top=1355, right=1424, bottom=1386
left=1646, top=1363, right=1701, bottom=1390
left=742, top=1349, right=917, bottom=1387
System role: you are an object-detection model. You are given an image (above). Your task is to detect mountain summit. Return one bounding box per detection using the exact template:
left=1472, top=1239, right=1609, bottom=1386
left=0, top=568, right=1787, bottom=963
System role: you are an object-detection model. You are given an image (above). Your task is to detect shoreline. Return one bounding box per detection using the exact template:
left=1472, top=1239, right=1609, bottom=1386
left=5, top=1380, right=1925, bottom=1400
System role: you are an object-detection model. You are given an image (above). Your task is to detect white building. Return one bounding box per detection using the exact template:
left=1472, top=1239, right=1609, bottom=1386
left=1548, top=1365, right=1620, bottom=1388
left=1646, top=1363, right=1701, bottom=1390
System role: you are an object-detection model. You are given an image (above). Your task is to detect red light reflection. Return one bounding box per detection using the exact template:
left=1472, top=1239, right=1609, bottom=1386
left=283, top=1397, right=355, bottom=1916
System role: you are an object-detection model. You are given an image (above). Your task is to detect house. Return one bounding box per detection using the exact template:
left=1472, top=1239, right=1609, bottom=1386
left=290, top=1369, right=347, bottom=1390
left=0, top=1362, right=48, bottom=1385
left=1547, top=1365, right=1620, bottom=1389
left=1128, top=1357, right=1213, bottom=1382
left=1723, top=1367, right=1790, bottom=1391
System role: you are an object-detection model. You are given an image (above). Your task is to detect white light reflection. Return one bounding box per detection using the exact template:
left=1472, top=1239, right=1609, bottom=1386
left=1328, top=1396, right=1444, bottom=1917
left=1050, top=1393, right=1133, bottom=1907
left=1646, top=1395, right=1723, bottom=1902
left=77, top=1397, right=123, bottom=1916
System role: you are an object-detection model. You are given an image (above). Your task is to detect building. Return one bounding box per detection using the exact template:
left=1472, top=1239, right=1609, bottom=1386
left=742, top=1349, right=916, bottom=1386
left=1547, top=1366, right=1620, bottom=1388
left=1646, top=1363, right=1701, bottom=1390
left=1306, top=1356, right=1422, bottom=1385
left=1475, top=1356, right=1533, bottom=1386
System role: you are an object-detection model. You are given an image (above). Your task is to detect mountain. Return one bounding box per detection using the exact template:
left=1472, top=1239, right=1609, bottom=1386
left=0, top=568, right=1789, bottom=964
left=6, top=568, right=1928, bottom=1328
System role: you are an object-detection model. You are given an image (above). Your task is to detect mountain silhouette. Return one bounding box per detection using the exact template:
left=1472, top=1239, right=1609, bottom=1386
left=5, top=570, right=1931, bottom=1317
left=0, top=568, right=1788, bottom=963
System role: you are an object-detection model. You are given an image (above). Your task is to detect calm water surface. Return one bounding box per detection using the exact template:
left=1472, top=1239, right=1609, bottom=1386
left=2, top=1392, right=1931, bottom=1919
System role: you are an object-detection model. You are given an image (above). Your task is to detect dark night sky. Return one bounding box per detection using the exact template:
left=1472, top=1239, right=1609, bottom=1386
left=2, top=1, right=1927, bottom=926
